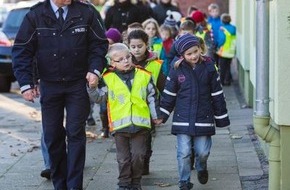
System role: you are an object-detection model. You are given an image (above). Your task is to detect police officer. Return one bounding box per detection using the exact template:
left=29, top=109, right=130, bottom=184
left=12, top=0, right=108, bottom=189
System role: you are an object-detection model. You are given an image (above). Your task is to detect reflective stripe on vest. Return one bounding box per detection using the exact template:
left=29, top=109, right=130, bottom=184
left=103, top=68, right=151, bottom=131
left=145, top=59, right=162, bottom=85
left=217, top=27, right=236, bottom=58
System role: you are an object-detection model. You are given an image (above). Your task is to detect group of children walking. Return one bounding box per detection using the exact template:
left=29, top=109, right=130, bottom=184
left=33, top=2, right=234, bottom=190
left=85, top=3, right=234, bottom=189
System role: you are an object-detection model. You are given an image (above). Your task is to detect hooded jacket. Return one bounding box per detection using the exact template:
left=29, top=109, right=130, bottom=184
left=160, top=56, right=230, bottom=136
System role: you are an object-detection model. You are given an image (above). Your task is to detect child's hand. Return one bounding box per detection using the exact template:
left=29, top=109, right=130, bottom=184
left=153, top=118, right=163, bottom=125
left=86, top=72, right=99, bottom=88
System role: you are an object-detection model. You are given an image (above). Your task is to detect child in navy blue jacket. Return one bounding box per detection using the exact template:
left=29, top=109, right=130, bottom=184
left=160, top=33, right=230, bottom=190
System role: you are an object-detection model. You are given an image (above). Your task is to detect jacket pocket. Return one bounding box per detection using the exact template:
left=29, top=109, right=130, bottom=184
left=37, top=50, right=59, bottom=78
left=37, top=29, right=59, bottom=50
left=70, top=47, right=88, bottom=74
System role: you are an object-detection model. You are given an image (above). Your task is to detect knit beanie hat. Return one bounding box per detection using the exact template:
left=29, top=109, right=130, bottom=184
left=105, top=28, right=122, bottom=43
left=175, top=33, right=200, bottom=55
left=166, top=10, right=182, bottom=22
left=191, top=10, right=205, bottom=23
left=164, top=14, right=177, bottom=28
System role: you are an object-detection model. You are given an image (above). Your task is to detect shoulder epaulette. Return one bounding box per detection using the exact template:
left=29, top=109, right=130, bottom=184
left=30, top=1, right=44, bottom=10
left=75, top=0, right=94, bottom=8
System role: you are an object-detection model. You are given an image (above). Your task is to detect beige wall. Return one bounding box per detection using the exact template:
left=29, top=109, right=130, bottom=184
left=229, top=1, right=290, bottom=188
left=233, top=0, right=290, bottom=125
left=270, top=0, right=290, bottom=125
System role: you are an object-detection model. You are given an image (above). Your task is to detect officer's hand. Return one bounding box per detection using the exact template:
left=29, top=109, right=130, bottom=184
left=86, top=72, right=99, bottom=88
left=22, top=89, right=36, bottom=103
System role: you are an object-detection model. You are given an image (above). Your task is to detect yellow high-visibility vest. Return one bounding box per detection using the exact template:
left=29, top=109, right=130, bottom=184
left=152, top=43, right=163, bottom=58
left=195, top=30, right=206, bottom=40
left=145, top=59, right=162, bottom=85
left=103, top=68, right=152, bottom=132
left=217, top=27, right=236, bottom=58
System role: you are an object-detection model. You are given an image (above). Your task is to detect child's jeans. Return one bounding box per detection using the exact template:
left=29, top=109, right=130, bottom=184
left=41, top=132, right=51, bottom=169
left=176, top=134, right=212, bottom=184
left=114, top=129, right=149, bottom=188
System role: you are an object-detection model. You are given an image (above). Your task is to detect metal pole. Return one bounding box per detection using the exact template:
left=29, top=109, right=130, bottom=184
left=255, top=0, right=270, bottom=117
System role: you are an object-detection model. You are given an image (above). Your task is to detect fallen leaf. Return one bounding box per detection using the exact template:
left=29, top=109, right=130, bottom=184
left=27, top=145, right=39, bottom=152
left=11, top=153, right=17, bottom=157
left=231, top=135, right=243, bottom=139
left=154, top=182, right=171, bottom=187
left=86, top=131, right=98, bottom=139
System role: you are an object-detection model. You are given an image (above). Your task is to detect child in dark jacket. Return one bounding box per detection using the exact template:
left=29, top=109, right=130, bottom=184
left=160, top=33, right=230, bottom=190
left=87, top=43, right=162, bottom=190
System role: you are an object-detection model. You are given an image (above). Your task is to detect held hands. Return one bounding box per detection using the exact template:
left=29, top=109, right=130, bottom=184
left=153, top=118, right=163, bottom=125
left=86, top=72, right=99, bottom=88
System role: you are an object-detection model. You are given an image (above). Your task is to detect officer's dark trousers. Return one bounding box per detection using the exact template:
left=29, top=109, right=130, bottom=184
left=40, top=79, right=90, bottom=190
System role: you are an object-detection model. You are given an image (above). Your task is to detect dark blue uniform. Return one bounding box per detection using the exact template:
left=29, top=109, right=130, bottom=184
left=12, top=0, right=108, bottom=189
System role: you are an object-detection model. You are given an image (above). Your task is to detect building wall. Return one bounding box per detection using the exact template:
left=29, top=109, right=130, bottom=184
left=271, top=1, right=290, bottom=125
left=232, top=0, right=290, bottom=188
left=233, top=0, right=290, bottom=124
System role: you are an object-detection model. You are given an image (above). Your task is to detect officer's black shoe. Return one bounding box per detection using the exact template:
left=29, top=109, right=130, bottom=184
left=117, top=186, right=131, bottom=190
left=197, top=170, right=208, bottom=184
left=40, top=169, right=51, bottom=180
left=87, top=118, right=96, bottom=126
left=142, top=163, right=149, bottom=175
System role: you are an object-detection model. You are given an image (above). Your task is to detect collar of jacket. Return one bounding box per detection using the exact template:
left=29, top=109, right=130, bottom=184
left=41, top=0, right=82, bottom=24
left=146, top=51, right=158, bottom=62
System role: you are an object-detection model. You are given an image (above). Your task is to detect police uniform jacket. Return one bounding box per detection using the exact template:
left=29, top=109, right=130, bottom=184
left=12, top=0, right=108, bottom=90
left=160, top=57, right=230, bottom=136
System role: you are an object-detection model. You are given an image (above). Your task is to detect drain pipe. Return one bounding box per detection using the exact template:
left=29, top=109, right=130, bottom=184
left=253, top=0, right=280, bottom=189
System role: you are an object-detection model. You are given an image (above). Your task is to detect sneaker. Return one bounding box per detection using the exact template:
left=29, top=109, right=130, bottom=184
left=40, top=169, right=51, bottom=180
left=87, top=118, right=96, bottom=126
left=179, top=182, right=193, bottom=190
left=197, top=170, right=208, bottom=184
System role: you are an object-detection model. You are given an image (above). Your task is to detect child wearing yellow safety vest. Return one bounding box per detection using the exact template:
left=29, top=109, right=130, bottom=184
left=87, top=43, right=162, bottom=190
left=217, top=13, right=236, bottom=86
left=127, top=29, right=166, bottom=176
left=142, top=18, right=169, bottom=76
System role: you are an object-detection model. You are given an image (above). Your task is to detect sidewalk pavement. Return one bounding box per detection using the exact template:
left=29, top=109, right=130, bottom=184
left=0, top=83, right=268, bottom=190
